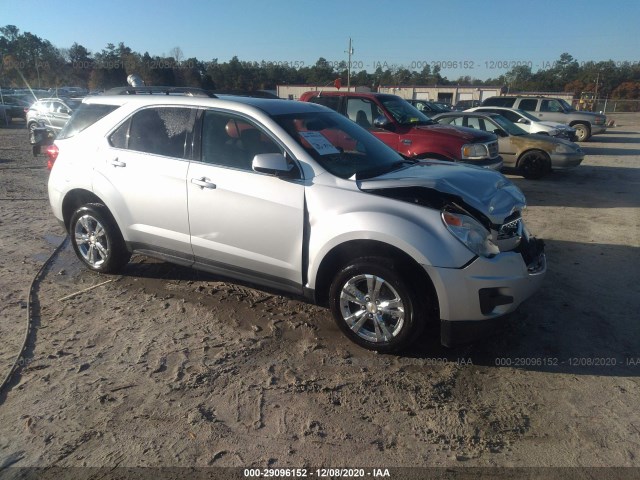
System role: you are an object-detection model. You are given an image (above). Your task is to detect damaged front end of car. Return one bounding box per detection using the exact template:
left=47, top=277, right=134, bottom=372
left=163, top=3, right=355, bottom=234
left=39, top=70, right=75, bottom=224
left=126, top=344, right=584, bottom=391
left=358, top=161, right=546, bottom=345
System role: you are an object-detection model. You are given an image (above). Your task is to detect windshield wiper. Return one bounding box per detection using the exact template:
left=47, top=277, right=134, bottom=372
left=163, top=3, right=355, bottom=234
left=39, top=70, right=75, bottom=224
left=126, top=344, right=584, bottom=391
left=384, top=159, right=417, bottom=173
left=356, top=159, right=416, bottom=180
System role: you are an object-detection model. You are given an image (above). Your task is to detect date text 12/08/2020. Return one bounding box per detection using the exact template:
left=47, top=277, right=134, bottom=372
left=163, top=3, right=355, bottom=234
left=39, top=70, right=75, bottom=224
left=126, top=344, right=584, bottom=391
left=243, top=468, right=391, bottom=478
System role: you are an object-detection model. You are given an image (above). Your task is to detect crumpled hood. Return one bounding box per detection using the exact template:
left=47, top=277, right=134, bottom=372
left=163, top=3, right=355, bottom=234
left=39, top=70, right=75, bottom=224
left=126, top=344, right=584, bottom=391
left=358, top=161, right=526, bottom=225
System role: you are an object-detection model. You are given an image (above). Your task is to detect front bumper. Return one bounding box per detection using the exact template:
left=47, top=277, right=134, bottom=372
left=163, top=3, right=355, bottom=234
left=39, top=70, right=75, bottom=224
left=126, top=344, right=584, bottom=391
left=549, top=150, right=584, bottom=169
left=423, top=235, right=546, bottom=346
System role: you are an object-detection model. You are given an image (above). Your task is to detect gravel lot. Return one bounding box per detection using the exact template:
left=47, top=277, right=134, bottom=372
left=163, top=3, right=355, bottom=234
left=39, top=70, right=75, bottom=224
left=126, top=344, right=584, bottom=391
left=0, top=114, right=639, bottom=473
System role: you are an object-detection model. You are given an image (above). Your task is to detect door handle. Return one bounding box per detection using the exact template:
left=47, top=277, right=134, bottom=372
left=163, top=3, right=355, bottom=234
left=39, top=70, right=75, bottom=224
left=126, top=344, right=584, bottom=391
left=191, top=177, right=216, bottom=189
left=110, top=158, right=126, bottom=168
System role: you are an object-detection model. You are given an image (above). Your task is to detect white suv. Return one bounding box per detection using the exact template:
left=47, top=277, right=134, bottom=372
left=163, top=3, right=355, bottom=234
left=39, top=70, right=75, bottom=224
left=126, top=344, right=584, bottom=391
left=466, top=106, right=578, bottom=141
left=47, top=87, right=546, bottom=352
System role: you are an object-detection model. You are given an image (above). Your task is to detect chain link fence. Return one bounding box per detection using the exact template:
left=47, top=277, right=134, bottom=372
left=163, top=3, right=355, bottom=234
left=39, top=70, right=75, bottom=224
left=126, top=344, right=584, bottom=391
left=573, top=99, right=640, bottom=113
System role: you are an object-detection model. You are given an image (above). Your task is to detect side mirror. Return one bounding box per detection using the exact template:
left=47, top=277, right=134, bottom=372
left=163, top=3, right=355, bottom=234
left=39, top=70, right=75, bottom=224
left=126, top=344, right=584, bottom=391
left=61, top=108, right=71, bottom=115
left=493, top=128, right=508, bottom=137
left=373, top=115, right=394, bottom=130
left=252, top=153, right=296, bottom=177
left=517, top=118, right=529, bottom=124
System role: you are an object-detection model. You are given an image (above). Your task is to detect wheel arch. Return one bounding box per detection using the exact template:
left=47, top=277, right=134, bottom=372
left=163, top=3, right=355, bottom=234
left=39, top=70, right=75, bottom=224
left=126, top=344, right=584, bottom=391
left=61, top=189, right=110, bottom=232
left=568, top=121, right=591, bottom=140
left=313, top=239, right=439, bottom=316
left=515, top=148, right=551, bottom=168
left=569, top=120, right=591, bottom=129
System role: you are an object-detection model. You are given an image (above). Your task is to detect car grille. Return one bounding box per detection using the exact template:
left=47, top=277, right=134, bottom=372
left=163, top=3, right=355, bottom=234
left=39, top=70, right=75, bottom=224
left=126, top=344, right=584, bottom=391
left=494, top=213, right=523, bottom=251
left=498, top=216, right=523, bottom=240
left=487, top=141, right=499, bottom=158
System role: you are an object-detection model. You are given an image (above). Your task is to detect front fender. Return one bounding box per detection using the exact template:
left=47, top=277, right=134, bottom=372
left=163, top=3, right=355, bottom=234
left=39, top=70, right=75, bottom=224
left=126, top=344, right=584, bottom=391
left=305, top=185, right=475, bottom=289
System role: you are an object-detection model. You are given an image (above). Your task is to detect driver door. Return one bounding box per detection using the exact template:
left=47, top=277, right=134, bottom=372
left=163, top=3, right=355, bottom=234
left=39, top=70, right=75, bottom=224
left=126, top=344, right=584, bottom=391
left=187, top=110, right=306, bottom=292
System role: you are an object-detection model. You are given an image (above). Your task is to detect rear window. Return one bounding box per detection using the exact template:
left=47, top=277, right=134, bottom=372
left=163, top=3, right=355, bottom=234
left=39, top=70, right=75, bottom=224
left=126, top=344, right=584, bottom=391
left=308, top=95, right=341, bottom=112
left=57, top=103, right=119, bottom=140
left=518, top=99, right=538, bottom=111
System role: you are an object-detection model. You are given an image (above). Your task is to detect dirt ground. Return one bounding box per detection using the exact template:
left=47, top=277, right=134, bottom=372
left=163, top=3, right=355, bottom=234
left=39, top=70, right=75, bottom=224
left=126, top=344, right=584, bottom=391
left=0, top=114, right=639, bottom=474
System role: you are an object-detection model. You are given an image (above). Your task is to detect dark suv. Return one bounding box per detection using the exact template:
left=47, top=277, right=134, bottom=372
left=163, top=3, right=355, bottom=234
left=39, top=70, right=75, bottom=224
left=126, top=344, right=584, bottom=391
left=299, top=91, right=502, bottom=170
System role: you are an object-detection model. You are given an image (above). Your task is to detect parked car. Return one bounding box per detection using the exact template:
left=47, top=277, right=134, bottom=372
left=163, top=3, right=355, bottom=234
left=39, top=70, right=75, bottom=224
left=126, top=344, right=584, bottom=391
left=299, top=91, right=503, bottom=170
left=467, top=106, right=578, bottom=141
left=0, top=95, right=31, bottom=122
left=433, top=101, right=453, bottom=111
left=47, top=87, right=545, bottom=352
left=481, top=96, right=606, bottom=142
left=48, top=87, right=88, bottom=98
left=433, top=111, right=584, bottom=179
left=26, top=97, right=81, bottom=134
left=407, top=99, right=451, bottom=116
left=453, top=100, right=481, bottom=111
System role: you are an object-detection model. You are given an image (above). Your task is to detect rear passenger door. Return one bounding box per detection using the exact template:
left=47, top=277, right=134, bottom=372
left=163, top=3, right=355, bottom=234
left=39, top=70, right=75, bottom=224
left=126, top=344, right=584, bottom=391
left=187, top=110, right=305, bottom=292
left=96, top=106, right=196, bottom=263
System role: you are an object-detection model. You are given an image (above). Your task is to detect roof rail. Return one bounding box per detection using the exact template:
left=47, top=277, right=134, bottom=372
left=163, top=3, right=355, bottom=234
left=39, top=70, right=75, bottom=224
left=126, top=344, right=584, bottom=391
left=103, top=86, right=217, bottom=98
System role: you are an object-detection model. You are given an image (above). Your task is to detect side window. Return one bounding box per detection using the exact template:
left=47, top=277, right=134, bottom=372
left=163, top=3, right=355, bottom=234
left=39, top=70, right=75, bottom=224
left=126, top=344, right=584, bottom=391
left=519, top=99, right=538, bottom=111
left=346, top=98, right=375, bottom=129
left=466, top=117, right=482, bottom=130
left=309, top=96, right=340, bottom=112
left=541, top=100, right=562, bottom=112
left=442, top=117, right=464, bottom=127
left=501, top=111, right=519, bottom=123
left=482, top=119, right=498, bottom=133
left=485, top=97, right=515, bottom=107
left=126, top=107, right=196, bottom=158
left=109, top=118, right=131, bottom=149
left=200, top=110, right=283, bottom=171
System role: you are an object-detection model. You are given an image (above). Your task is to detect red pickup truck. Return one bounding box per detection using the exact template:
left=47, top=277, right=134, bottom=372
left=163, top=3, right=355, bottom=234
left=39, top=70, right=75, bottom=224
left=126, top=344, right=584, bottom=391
left=299, top=91, right=502, bottom=170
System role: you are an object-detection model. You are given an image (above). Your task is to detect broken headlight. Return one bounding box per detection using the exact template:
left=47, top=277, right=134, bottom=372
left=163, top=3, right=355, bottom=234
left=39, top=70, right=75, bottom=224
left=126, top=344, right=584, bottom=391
left=442, top=210, right=499, bottom=258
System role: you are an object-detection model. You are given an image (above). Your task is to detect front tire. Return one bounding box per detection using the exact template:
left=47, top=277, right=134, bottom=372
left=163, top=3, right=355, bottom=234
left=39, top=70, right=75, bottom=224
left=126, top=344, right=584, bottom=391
left=70, top=204, right=130, bottom=273
left=573, top=123, right=590, bottom=142
left=329, top=258, right=425, bottom=352
left=518, top=150, right=550, bottom=180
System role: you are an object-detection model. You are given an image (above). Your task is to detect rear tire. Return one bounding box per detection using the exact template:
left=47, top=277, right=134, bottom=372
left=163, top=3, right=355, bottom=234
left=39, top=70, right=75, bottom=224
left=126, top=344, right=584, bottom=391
left=329, top=257, right=426, bottom=352
left=70, top=204, right=130, bottom=273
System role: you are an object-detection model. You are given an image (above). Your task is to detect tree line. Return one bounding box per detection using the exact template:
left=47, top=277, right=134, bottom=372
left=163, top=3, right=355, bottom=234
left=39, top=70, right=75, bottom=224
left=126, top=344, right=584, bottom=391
left=2, top=25, right=639, bottom=100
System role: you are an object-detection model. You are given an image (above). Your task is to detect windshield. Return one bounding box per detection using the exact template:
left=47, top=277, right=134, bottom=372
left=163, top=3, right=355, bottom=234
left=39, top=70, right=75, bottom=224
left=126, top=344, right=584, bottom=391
left=57, top=103, right=118, bottom=140
left=272, top=111, right=412, bottom=180
left=559, top=99, right=574, bottom=111
left=515, top=109, right=540, bottom=122
left=491, top=114, right=528, bottom=136
left=379, top=96, right=436, bottom=126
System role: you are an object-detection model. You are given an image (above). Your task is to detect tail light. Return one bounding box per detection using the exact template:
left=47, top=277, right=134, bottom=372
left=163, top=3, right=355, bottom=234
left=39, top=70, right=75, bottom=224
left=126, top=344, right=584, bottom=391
left=46, top=144, right=59, bottom=170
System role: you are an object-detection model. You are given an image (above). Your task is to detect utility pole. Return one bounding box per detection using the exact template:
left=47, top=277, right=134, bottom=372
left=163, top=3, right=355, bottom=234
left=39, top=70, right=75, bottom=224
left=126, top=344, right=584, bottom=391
left=594, top=72, right=600, bottom=111
left=346, top=38, right=353, bottom=92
